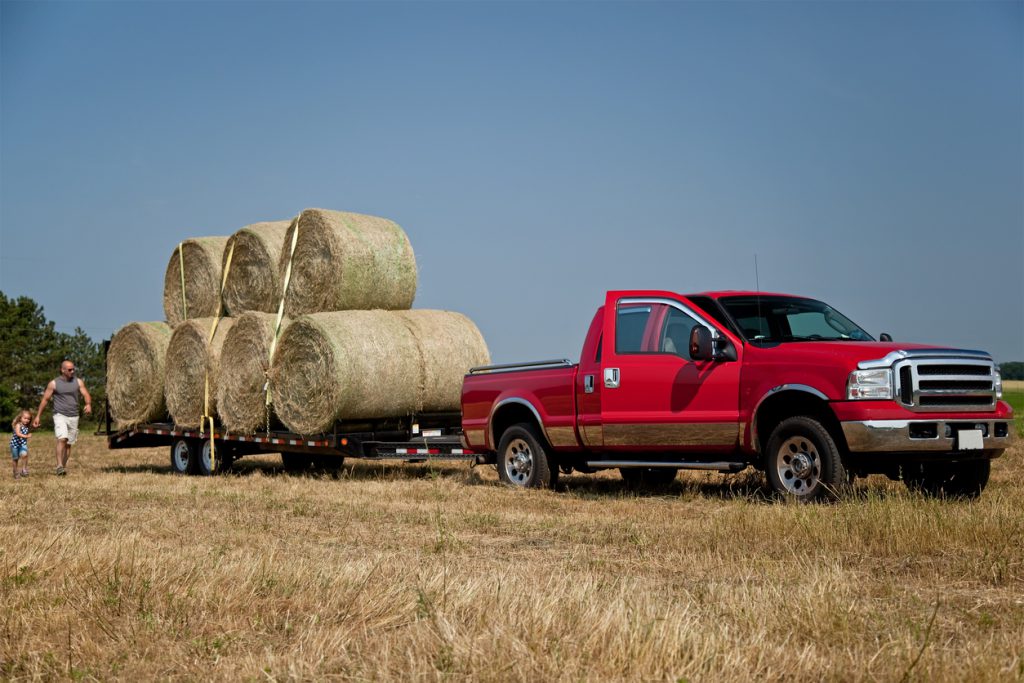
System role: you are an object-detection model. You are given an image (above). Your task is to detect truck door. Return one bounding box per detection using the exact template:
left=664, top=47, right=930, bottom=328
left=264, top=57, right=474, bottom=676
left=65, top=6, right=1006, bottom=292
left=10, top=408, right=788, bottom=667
left=599, top=292, right=741, bottom=453
left=576, top=306, right=605, bottom=448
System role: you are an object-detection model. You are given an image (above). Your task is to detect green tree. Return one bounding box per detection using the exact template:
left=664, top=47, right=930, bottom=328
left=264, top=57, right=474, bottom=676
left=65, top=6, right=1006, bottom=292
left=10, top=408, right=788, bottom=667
left=0, top=292, right=106, bottom=428
left=1001, top=362, right=1024, bottom=381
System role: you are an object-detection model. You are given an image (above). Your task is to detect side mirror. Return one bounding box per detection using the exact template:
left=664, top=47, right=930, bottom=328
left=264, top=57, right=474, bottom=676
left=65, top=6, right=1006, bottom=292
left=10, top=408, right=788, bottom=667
left=880, top=333, right=893, bottom=342
left=689, top=326, right=713, bottom=361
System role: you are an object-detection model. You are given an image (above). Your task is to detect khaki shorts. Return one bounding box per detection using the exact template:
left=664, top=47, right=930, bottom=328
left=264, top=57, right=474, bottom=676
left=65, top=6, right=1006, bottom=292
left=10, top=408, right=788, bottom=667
left=54, top=414, right=80, bottom=444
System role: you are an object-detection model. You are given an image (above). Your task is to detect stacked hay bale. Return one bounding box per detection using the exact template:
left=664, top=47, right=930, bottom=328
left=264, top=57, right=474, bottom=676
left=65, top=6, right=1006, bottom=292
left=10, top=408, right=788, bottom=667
left=106, top=322, right=173, bottom=429
left=268, top=310, right=489, bottom=435
left=107, top=207, right=489, bottom=436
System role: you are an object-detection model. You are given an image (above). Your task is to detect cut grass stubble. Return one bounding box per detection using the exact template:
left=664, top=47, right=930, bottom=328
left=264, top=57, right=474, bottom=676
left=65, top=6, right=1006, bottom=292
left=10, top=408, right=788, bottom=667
left=1, top=434, right=1021, bottom=680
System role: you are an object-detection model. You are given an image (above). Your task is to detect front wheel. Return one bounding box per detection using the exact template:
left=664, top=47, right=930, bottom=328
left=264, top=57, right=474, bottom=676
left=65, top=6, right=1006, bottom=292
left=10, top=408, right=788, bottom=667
left=170, top=439, right=197, bottom=475
left=765, top=416, right=848, bottom=501
left=902, top=459, right=990, bottom=499
left=497, top=423, right=558, bottom=489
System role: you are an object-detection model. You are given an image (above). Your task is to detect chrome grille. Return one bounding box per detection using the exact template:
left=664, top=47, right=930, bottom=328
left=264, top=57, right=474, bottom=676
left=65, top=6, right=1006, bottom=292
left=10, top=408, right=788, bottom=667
left=894, top=358, right=997, bottom=412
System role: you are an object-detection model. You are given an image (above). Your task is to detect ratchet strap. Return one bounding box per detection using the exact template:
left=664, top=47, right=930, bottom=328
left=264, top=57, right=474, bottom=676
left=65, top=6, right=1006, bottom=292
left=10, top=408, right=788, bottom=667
left=199, top=240, right=235, bottom=472
left=264, top=211, right=302, bottom=434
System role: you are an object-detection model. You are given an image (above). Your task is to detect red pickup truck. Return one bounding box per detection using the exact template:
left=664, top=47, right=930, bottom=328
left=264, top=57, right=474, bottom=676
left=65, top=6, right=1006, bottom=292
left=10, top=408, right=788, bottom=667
left=462, top=290, right=1015, bottom=500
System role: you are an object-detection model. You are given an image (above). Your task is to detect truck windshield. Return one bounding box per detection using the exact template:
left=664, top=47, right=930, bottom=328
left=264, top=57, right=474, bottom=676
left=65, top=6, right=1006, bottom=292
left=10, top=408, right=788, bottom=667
left=718, top=296, right=873, bottom=343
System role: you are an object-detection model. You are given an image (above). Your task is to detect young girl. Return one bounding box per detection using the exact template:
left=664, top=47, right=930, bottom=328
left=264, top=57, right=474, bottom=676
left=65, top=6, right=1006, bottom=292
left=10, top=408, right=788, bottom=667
left=10, top=410, right=31, bottom=479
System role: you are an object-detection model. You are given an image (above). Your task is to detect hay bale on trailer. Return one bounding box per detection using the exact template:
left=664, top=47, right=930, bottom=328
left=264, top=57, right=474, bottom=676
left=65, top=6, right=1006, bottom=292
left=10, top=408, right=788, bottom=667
left=270, top=310, right=489, bottom=435
left=221, top=221, right=291, bottom=315
left=279, top=209, right=418, bottom=317
left=162, top=236, right=230, bottom=326
left=107, top=321, right=173, bottom=429
left=164, top=317, right=235, bottom=429
left=216, top=312, right=290, bottom=434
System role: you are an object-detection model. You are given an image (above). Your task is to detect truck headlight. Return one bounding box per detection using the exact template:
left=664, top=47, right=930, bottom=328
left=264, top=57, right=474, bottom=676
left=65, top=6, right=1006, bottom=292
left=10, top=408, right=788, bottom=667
left=847, top=368, right=893, bottom=400
left=994, top=368, right=1002, bottom=399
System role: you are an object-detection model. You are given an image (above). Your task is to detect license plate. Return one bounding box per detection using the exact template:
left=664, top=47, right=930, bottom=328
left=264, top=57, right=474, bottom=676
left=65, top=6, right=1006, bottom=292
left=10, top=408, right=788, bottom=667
left=957, top=429, right=984, bottom=450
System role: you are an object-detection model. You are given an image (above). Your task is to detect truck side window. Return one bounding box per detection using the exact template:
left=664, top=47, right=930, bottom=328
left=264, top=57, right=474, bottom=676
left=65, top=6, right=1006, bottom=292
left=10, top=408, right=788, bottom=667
left=659, top=308, right=699, bottom=360
left=616, top=305, right=652, bottom=353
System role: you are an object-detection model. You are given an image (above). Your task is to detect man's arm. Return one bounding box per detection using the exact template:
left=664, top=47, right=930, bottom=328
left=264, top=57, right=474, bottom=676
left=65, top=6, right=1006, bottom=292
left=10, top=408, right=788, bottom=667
left=33, top=381, right=55, bottom=428
left=79, top=378, right=93, bottom=416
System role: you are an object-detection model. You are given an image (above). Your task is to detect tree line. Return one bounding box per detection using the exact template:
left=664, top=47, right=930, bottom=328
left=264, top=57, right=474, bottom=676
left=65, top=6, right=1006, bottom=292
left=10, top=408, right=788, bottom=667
left=0, top=291, right=106, bottom=430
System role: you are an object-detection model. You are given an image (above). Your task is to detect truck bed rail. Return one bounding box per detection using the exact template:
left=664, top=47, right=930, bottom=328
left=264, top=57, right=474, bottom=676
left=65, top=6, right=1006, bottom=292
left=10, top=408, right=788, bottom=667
left=469, top=359, right=573, bottom=375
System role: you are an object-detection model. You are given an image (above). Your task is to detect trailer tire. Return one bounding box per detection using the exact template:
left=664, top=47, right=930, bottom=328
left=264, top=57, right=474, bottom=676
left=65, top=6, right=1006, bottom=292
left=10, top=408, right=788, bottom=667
left=196, top=439, right=230, bottom=476
left=497, top=423, right=557, bottom=489
left=902, top=459, right=990, bottom=499
left=312, top=454, right=345, bottom=473
left=170, top=438, right=196, bottom=475
left=281, top=452, right=313, bottom=474
left=620, top=467, right=677, bottom=490
left=765, top=416, right=848, bottom=501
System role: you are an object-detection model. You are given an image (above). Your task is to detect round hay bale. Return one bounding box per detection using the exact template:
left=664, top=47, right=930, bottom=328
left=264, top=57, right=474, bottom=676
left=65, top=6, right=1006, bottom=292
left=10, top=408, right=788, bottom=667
left=279, top=209, right=417, bottom=317
left=162, top=236, right=230, bottom=326
left=394, top=310, right=491, bottom=412
left=216, top=312, right=290, bottom=434
left=164, top=317, right=235, bottom=429
left=270, top=310, right=488, bottom=435
left=107, top=321, right=172, bottom=429
left=222, top=221, right=291, bottom=316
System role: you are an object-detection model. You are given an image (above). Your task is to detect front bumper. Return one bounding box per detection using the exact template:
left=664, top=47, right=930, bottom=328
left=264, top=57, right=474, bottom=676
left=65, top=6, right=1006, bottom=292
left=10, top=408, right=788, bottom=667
left=841, top=419, right=1015, bottom=453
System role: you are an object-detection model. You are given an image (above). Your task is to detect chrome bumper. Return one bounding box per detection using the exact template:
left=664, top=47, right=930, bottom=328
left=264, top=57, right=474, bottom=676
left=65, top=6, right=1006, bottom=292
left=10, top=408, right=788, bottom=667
left=841, top=420, right=1014, bottom=453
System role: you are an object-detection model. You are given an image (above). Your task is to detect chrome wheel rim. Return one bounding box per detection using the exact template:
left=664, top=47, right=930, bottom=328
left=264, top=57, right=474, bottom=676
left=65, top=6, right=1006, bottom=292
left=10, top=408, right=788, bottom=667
left=201, top=441, right=212, bottom=474
left=504, top=438, right=534, bottom=486
left=775, top=435, right=821, bottom=496
left=172, top=441, right=190, bottom=472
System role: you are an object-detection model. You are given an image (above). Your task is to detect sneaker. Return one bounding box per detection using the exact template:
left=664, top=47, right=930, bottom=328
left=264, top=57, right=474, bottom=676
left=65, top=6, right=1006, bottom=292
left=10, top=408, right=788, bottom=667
left=56, top=466, right=66, bottom=476
left=20, top=469, right=28, bottom=478
left=13, top=472, right=19, bottom=480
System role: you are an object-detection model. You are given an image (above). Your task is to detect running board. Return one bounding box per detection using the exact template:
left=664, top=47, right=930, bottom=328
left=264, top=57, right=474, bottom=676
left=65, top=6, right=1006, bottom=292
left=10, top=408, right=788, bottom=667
left=587, top=460, right=747, bottom=472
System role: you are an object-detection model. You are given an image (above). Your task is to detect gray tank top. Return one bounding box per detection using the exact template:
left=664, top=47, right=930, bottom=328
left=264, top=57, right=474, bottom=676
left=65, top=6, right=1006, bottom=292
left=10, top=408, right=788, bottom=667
left=53, top=377, right=81, bottom=417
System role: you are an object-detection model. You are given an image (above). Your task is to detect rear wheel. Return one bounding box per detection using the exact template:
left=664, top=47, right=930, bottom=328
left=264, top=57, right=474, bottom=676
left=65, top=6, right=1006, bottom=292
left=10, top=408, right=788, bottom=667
left=765, top=416, right=848, bottom=501
left=170, top=439, right=196, bottom=475
left=196, top=439, right=230, bottom=476
left=902, top=459, right=990, bottom=499
left=619, top=467, right=677, bottom=490
left=497, top=423, right=558, bottom=489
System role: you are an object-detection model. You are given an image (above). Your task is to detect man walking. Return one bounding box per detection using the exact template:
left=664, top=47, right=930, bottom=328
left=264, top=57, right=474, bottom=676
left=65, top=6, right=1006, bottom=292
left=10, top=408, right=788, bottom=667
left=34, top=360, right=92, bottom=476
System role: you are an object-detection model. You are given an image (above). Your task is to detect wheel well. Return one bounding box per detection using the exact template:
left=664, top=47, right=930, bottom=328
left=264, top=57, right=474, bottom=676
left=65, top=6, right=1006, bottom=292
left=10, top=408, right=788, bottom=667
left=754, top=391, right=847, bottom=455
left=491, top=403, right=547, bottom=451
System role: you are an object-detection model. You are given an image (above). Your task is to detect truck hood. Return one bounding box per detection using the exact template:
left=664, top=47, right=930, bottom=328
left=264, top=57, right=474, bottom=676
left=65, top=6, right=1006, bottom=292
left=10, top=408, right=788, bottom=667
left=747, top=341, right=992, bottom=367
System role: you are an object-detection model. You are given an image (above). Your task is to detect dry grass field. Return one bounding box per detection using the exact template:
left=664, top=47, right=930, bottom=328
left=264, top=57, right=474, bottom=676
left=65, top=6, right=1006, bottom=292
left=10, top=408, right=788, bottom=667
left=2, top=406, right=1022, bottom=681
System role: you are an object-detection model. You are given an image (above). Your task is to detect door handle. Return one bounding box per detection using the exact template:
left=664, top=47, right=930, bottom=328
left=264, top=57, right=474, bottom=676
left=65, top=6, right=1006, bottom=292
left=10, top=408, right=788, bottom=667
left=604, top=367, right=620, bottom=389
left=584, top=374, right=595, bottom=393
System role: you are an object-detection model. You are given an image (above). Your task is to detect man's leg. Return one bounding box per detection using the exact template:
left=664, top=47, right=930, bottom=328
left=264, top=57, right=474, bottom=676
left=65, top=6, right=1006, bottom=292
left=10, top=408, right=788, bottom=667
left=56, top=439, right=67, bottom=472
left=62, top=443, right=71, bottom=469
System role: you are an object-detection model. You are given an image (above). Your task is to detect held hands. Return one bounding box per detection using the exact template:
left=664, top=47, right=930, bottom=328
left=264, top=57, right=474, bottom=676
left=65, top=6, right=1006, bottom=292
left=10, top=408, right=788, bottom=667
left=32, top=417, right=41, bottom=429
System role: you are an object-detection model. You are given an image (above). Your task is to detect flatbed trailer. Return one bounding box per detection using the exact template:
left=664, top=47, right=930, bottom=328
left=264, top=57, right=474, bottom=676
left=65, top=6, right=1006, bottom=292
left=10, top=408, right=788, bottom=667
left=102, top=409, right=485, bottom=476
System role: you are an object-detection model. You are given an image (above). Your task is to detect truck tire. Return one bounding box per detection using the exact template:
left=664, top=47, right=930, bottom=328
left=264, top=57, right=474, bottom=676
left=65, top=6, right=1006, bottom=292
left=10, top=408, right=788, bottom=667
left=497, top=423, right=558, bottom=489
left=281, top=452, right=313, bottom=474
left=619, top=467, right=677, bottom=490
left=765, top=416, right=848, bottom=501
left=170, top=438, right=196, bottom=475
left=901, top=459, right=990, bottom=499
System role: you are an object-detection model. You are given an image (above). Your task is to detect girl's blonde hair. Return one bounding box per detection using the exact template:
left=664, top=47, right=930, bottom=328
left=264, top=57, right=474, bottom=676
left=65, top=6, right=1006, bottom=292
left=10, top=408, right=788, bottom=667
left=12, top=409, right=31, bottom=431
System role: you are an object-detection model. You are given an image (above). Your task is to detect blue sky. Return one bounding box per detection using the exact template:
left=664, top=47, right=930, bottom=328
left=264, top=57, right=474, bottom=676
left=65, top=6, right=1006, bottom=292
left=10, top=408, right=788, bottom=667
left=1, top=0, right=1021, bottom=364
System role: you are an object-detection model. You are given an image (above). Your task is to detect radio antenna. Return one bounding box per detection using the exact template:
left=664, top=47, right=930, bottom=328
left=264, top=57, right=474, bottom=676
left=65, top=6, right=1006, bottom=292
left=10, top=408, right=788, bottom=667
left=755, top=254, right=764, bottom=338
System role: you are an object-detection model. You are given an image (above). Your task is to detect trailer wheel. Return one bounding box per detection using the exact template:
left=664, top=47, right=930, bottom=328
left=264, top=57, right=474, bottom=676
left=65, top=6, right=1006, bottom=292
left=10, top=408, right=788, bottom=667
left=620, top=467, right=677, bottom=490
left=196, top=439, right=230, bottom=476
left=497, top=423, right=557, bottom=489
left=170, top=439, right=196, bottom=475
left=281, top=452, right=313, bottom=474
left=765, top=416, right=848, bottom=501
left=311, top=454, right=344, bottom=473
left=902, top=459, right=990, bottom=499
